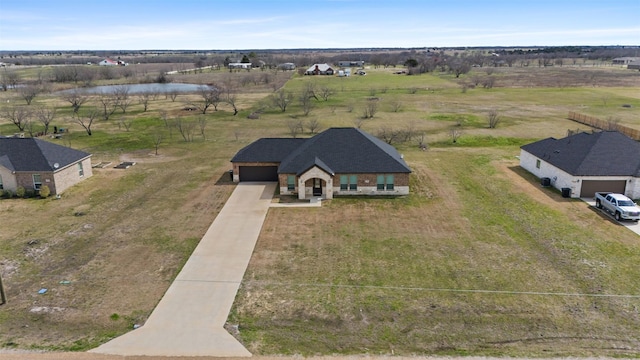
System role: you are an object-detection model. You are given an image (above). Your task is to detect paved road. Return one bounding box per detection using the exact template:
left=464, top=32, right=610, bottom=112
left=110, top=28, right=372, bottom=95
left=90, top=182, right=277, bottom=357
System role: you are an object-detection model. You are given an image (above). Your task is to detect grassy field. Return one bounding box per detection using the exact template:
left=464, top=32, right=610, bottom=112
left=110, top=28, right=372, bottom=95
left=0, top=63, right=640, bottom=356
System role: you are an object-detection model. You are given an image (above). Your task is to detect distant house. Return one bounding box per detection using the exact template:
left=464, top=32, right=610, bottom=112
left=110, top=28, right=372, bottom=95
left=228, top=62, right=251, bottom=70
left=99, top=58, right=127, bottom=66
left=628, top=60, right=640, bottom=70
left=231, top=127, right=411, bottom=199
left=337, top=60, right=365, bottom=67
left=0, top=137, right=92, bottom=195
left=304, top=63, right=334, bottom=75
left=278, top=62, right=296, bottom=71
left=612, top=57, right=639, bottom=65
left=520, top=131, right=640, bottom=199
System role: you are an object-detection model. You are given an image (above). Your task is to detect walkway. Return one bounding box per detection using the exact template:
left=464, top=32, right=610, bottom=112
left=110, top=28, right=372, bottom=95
left=91, top=182, right=277, bottom=357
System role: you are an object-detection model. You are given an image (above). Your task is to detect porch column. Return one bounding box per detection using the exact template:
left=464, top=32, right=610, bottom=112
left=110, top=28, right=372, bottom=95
left=298, top=178, right=306, bottom=200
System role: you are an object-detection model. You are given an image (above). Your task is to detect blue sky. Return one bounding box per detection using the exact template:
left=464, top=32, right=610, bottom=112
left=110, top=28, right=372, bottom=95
left=0, top=0, right=638, bottom=50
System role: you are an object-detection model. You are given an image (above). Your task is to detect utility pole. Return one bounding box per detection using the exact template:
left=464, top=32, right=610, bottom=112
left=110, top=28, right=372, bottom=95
left=0, top=272, right=6, bottom=305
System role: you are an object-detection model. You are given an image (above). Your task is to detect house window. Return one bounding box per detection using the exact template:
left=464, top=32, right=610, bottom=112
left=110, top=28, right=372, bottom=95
left=33, top=174, right=42, bottom=190
left=0, top=174, right=3, bottom=190
left=377, top=174, right=395, bottom=190
left=78, top=162, right=84, bottom=177
left=349, top=175, right=357, bottom=191
left=340, top=175, right=357, bottom=191
left=287, top=175, right=295, bottom=191
left=340, top=175, right=348, bottom=190
left=536, top=159, right=541, bottom=169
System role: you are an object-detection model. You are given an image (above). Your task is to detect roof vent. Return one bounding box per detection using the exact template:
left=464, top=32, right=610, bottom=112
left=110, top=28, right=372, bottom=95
left=53, top=163, right=59, bottom=169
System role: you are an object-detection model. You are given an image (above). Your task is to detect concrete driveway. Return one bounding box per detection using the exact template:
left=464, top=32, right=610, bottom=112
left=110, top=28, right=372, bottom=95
left=581, top=198, right=640, bottom=236
left=91, top=182, right=277, bottom=357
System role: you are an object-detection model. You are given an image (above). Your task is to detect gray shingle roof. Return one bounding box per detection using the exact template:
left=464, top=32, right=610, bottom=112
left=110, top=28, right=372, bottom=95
left=521, top=131, right=640, bottom=176
left=231, top=138, right=306, bottom=163
left=0, top=137, right=91, bottom=172
left=231, top=128, right=411, bottom=174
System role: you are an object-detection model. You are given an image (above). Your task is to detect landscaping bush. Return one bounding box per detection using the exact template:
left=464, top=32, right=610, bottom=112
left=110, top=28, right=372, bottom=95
left=2, top=189, right=13, bottom=199
left=24, top=189, right=35, bottom=198
left=39, top=185, right=51, bottom=198
left=15, top=186, right=25, bottom=198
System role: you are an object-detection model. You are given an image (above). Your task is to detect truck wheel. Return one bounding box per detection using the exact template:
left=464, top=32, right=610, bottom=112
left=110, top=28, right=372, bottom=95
left=615, top=212, right=622, bottom=221
left=596, top=200, right=602, bottom=209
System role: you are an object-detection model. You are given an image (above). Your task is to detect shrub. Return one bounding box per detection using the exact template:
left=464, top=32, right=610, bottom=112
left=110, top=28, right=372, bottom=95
left=39, top=185, right=51, bottom=198
left=24, top=189, right=35, bottom=198
left=2, top=189, right=13, bottom=199
left=15, top=186, right=25, bottom=198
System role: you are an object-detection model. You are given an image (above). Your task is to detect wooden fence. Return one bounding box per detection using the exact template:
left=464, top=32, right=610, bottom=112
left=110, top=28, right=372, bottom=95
left=567, top=112, right=640, bottom=140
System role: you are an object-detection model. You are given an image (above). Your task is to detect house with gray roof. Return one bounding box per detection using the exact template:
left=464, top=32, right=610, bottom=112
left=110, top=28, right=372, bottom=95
left=231, top=128, right=411, bottom=199
left=0, top=137, right=92, bottom=195
left=304, top=63, right=334, bottom=75
left=520, top=131, right=640, bottom=199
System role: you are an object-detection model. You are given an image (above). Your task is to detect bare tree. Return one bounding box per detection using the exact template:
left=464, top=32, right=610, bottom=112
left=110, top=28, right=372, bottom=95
left=152, top=129, right=163, bottom=155
left=118, top=116, right=133, bottom=132
left=416, top=132, right=428, bottom=150
left=319, top=86, right=335, bottom=101
left=390, top=101, right=402, bottom=112
left=113, top=85, right=131, bottom=113
left=271, top=89, right=293, bottom=112
left=362, top=99, right=378, bottom=118
left=449, top=127, right=463, bottom=143
left=487, top=109, right=500, bottom=129
left=97, top=93, right=118, bottom=121
left=352, top=117, right=366, bottom=129
left=159, top=110, right=170, bottom=127
left=377, top=126, right=401, bottom=145
left=138, top=93, right=151, bottom=112
left=198, top=116, right=207, bottom=139
left=2, top=69, right=20, bottom=90
left=306, top=118, right=321, bottom=134
left=63, top=88, right=88, bottom=113
left=168, top=90, right=179, bottom=102
left=19, top=84, right=40, bottom=105
left=2, top=106, right=32, bottom=131
left=74, top=109, right=99, bottom=135
left=226, top=93, right=238, bottom=115
left=36, top=107, right=56, bottom=135
left=299, top=92, right=314, bottom=116
left=193, top=85, right=220, bottom=114
left=175, top=117, right=196, bottom=142
left=286, top=119, right=304, bottom=138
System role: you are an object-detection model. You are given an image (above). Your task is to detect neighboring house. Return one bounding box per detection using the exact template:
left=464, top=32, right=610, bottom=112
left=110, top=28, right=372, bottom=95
left=231, top=127, right=411, bottom=199
left=613, top=57, right=639, bottom=65
left=278, top=62, right=296, bottom=71
left=628, top=60, right=640, bottom=70
left=99, top=58, right=128, bottom=66
left=337, top=60, right=365, bottom=67
left=520, top=131, right=640, bottom=199
left=0, top=137, right=93, bottom=195
left=304, top=63, right=334, bottom=75
left=228, top=62, right=251, bottom=70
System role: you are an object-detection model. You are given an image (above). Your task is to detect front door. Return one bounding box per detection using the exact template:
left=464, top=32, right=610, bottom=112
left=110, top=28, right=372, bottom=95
left=313, top=178, right=322, bottom=196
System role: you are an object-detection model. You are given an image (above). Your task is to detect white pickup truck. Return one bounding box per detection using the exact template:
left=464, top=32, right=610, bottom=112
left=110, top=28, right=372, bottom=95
left=594, top=192, right=640, bottom=222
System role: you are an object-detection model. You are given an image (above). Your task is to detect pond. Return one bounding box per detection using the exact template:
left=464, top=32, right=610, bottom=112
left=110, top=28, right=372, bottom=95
left=58, top=83, right=211, bottom=95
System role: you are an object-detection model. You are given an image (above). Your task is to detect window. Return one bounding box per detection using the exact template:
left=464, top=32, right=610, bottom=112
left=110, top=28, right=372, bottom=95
left=0, top=174, right=3, bottom=190
left=377, top=175, right=385, bottom=190
left=340, top=175, right=357, bottom=191
left=386, top=174, right=394, bottom=190
left=78, top=162, right=84, bottom=177
left=33, top=174, right=42, bottom=190
left=287, top=175, right=295, bottom=191
left=536, top=159, right=541, bottom=169
left=377, top=174, right=394, bottom=191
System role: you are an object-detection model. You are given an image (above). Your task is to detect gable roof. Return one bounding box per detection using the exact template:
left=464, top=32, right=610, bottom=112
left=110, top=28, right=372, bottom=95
left=521, top=131, right=640, bottom=176
left=305, top=63, right=334, bottom=73
left=0, top=137, right=91, bottom=172
left=232, top=128, right=411, bottom=174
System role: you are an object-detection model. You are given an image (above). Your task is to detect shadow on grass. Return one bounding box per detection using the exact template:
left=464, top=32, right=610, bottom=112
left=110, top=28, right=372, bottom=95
left=213, top=170, right=235, bottom=186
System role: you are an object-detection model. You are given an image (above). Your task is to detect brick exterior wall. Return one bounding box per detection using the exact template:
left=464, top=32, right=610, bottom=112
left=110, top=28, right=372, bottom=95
left=280, top=171, right=410, bottom=197
left=7, top=157, right=92, bottom=195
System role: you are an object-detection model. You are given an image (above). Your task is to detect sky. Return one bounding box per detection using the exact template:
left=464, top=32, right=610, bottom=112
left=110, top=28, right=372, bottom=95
left=0, top=0, right=638, bottom=51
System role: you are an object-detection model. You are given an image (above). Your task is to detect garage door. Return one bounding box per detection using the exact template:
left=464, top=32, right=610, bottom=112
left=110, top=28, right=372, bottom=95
left=239, top=166, right=278, bottom=181
left=580, top=180, right=626, bottom=197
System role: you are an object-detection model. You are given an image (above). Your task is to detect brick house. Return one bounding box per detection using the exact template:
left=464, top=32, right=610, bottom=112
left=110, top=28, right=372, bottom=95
left=520, top=131, right=640, bottom=199
left=231, top=128, right=411, bottom=199
left=0, top=137, right=92, bottom=195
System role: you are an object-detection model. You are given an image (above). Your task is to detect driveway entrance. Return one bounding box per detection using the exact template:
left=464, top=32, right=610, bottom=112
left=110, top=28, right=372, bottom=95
left=91, top=182, right=277, bottom=357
